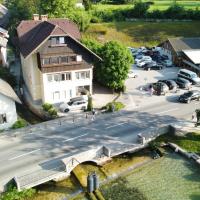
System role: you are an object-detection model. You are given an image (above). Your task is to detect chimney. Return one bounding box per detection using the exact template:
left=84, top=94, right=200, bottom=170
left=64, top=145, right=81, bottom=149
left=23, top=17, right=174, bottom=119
left=33, top=14, right=39, bottom=21
left=40, top=14, right=48, bottom=21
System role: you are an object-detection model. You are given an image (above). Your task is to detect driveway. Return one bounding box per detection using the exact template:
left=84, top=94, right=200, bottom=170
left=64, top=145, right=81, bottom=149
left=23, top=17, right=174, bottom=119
left=119, top=66, right=182, bottom=109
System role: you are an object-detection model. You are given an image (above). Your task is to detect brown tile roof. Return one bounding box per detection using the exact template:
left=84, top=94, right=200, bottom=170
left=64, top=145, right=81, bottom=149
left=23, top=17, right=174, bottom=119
left=168, top=37, right=200, bottom=53
left=17, top=18, right=81, bottom=58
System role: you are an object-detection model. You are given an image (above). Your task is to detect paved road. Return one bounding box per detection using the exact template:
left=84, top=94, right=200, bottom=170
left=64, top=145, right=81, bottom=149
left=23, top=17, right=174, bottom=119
left=0, top=97, right=199, bottom=191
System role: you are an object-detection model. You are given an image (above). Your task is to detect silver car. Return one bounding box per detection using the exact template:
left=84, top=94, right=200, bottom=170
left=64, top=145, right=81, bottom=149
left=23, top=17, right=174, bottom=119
left=60, top=97, right=87, bottom=112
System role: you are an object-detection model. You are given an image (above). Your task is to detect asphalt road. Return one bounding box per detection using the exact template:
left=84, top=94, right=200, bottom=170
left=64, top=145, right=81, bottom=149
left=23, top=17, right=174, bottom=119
left=0, top=97, right=199, bottom=191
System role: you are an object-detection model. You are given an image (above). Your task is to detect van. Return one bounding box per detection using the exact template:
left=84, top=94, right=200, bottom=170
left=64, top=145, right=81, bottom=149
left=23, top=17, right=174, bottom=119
left=177, top=69, right=200, bottom=85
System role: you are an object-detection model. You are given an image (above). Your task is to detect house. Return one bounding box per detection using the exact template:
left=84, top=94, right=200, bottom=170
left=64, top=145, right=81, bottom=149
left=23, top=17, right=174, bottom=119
left=16, top=14, right=101, bottom=105
left=160, top=37, right=200, bottom=74
left=0, top=79, right=21, bottom=129
left=0, top=27, right=8, bottom=66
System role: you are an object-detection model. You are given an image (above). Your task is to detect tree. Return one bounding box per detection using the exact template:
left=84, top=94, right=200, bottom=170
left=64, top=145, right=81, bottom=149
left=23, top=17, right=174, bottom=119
left=83, top=0, right=92, bottom=11
left=40, top=0, right=76, bottom=17
left=6, top=0, right=40, bottom=36
left=0, top=67, right=16, bottom=87
left=96, top=41, right=133, bottom=91
left=81, top=37, right=103, bottom=55
left=130, top=0, right=150, bottom=18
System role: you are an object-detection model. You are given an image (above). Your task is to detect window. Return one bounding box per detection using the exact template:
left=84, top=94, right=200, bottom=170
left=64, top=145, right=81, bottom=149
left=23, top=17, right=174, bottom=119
left=51, top=37, right=66, bottom=46
left=76, top=55, right=82, bottom=62
left=69, top=56, right=76, bottom=62
left=61, top=56, right=68, bottom=63
left=43, top=58, right=50, bottom=65
left=54, top=74, right=61, bottom=81
left=0, top=114, right=7, bottom=124
left=61, top=74, right=65, bottom=81
left=53, top=91, right=60, bottom=100
left=51, top=57, right=59, bottom=64
left=59, top=37, right=65, bottom=44
left=47, top=75, right=53, bottom=82
left=51, top=37, right=57, bottom=46
left=65, top=73, right=71, bottom=80
left=75, top=71, right=90, bottom=80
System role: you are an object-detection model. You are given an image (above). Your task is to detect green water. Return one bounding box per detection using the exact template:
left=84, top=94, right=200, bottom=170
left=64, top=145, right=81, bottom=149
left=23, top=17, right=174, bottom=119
left=125, top=152, right=200, bottom=200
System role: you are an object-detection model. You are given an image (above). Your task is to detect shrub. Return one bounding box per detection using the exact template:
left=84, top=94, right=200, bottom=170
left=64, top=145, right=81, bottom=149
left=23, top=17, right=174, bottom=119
left=130, top=0, right=150, bottom=18
left=42, top=103, right=53, bottom=112
left=1, top=183, right=36, bottom=200
left=101, top=177, right=148, bottom=200
left=48, top=108, right=58, bottom=117
left=105, top=101, right=125, bottom=112
left=12, top=119, right=27, bottom=129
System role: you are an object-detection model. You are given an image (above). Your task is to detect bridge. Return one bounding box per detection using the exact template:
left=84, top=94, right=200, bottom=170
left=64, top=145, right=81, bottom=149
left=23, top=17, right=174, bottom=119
left=0, top=107, right=193, bottom=192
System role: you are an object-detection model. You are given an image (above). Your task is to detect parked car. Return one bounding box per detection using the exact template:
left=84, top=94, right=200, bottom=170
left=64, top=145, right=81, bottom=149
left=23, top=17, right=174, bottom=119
left=175, top=77, right=192, bottom=89
left=128, top=70, right=138, bottom=78
left=59, top=97, right=87, bottom=112
left=158, top=80, right=177, bottom=91
left=152, top=82, right=169, bottom=95
left=144, top=63, right=164, bottom=71
left=178, top=90, right=200, bottom=103
left=137, top=60, right=153, bottom=68
left=135, top=56, right=152, bottom=63
left=162, top=59, right=173, bottom=67
left=177, top=69, right=200, bottom=85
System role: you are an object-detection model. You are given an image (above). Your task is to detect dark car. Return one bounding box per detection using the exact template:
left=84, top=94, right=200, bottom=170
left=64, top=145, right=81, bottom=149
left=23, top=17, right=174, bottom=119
left=144, top=63, right=164, bottom=71
left=175, top=77, right=192, bottom=89
left=152, top=82, right=169, bottom=95
left=158, top=80, right=177, bottom=91
left=178, top=90, right=200, bottom=103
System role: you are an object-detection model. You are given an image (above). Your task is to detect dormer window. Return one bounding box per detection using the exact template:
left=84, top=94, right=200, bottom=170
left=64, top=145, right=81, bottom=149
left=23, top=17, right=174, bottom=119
left=51, top=37, right=66, bottom=46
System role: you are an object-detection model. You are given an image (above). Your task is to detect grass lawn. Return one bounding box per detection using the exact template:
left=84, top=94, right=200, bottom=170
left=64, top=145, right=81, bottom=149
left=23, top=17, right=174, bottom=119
left=156, top=132, right=200, bottom=153
left=83, top=21, right=200, bottom=47
left=92, top=1, right=200, bottom=12
left=101, top=151, right=200, bottom=200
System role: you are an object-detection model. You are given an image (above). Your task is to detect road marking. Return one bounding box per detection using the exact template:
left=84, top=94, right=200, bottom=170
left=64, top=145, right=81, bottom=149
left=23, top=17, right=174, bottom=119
left=105, top=122, right=127, bottom=129
left=9, top=149, right=40, bottom=161
left=63, top=133, right=88, bottom=142
left=155, top=108, right=179, bottom=115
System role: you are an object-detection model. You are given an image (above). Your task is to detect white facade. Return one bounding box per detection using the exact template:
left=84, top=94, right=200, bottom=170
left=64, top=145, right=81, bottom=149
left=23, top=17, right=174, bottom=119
left=42, top=68, right=92, bottom=104
left=0, top=93, right=17, bottom=129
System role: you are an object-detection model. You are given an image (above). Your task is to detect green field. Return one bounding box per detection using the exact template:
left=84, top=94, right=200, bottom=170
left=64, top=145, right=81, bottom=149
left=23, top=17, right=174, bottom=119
left=83, top=21, right=200, bottom=47
left=92, top=0, right=200, bottom=12
left=101, top=150, right=200, bottom=200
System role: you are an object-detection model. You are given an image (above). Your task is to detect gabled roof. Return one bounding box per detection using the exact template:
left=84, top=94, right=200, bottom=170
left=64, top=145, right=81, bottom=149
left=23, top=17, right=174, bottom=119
left=17, top=18, right=102, bottom=61
left=0, top=79, right=21, bottom=103
left=168, top=37, right=200, bottom=53
left=183, top=49, right=200, bottom=64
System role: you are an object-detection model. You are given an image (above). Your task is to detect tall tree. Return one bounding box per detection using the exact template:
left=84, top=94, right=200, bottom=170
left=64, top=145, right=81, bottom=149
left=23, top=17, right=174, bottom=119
left=96, top=41, right=133, bottom=90
left=40, top=0, right=76, bottom=17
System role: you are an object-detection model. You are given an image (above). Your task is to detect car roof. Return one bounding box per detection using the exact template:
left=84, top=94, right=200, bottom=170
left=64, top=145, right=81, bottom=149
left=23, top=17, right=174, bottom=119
left=70, top=97, right=85, bottom=102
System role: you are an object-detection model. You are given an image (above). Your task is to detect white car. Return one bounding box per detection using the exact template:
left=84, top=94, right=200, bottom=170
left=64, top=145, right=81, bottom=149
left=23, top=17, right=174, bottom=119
left=59, top=97, right=87, bottom=112
left=135, top=56, right=152, bottom=63
left=128, top=70, right=138, bottom=78
left=137, top=60, right=155, bottom=68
